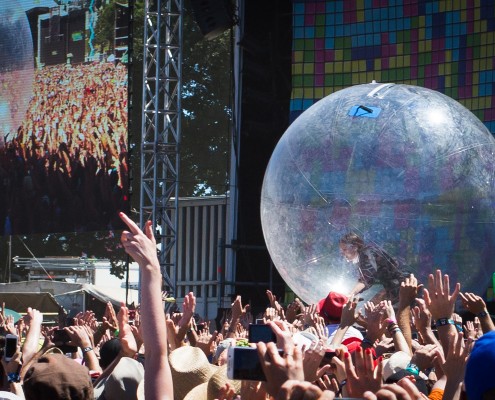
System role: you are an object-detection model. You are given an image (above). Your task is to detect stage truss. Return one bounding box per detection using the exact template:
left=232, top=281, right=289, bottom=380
left=140, top=0, right=182, bottom=293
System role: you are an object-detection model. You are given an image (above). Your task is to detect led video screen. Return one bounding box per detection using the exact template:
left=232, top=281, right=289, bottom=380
left=291, top=0, right=495, bottom=134
left=0, top=0, right=129, bottom=235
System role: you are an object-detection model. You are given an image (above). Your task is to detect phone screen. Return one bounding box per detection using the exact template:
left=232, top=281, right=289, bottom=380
left=4, top=335, right=18, bottom=360
left=227, top=346, right=284, bottom=381
left=248, top=324, right=276, bottom=344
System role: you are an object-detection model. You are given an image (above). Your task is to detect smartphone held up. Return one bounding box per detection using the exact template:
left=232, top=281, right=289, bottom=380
left=227, top=346, right=284, bottom=381
left=4, top=334, right=18, bottom=361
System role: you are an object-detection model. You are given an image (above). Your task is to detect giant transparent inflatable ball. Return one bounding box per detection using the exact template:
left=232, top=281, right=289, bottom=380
left=261, top=83, right=495, bottom=305
left=0, top=0, right=34, bottom=148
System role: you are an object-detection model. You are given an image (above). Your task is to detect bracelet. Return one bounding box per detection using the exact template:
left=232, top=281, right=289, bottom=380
left=389, top=327, right=401, bottom=334
left=114, top=329, right=120, bottom=336
left=387, top=323, right=399, bottom=332
left=435, top=318, right=455, bottom=328
left=362, top=337, right=374, bottom=347
left=336, top=379, right=347, bottom=396
left=385, top=318, right=397, bottom=325
left=478, top=310, right=488, bottom=318
left=82, top=346, right=93, bottom=354
left=7, top=373, right=20, bottom=383
left=405, top=363, right=420, bottom=376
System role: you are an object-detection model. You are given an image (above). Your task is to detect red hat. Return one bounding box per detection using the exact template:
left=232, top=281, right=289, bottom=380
left=317, top=292, right=348, bottom=323
left=342, top=338, right=379, bottom=368
left=342, top=337, right=363, bottom=353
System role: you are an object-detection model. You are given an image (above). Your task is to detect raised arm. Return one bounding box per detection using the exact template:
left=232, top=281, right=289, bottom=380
left=21, top=307, right=43, bottom=366
left=397, top=274, right=421, bottom=352
left=459, top=292, right=495, bottom=333
left=120, top=212, right=173, bottom=400
left=423, top=269, right=460, bottom=355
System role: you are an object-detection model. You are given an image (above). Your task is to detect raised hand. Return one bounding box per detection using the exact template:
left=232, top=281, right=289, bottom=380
left=178, top=292, right=196, bottom=330
left=361, top=301, right=386, bottom=343
left=286, top=299, right=303, bottom=324
left=399, top=273, right=422, bottom=307
left=463, top=320, right=476, bottom=340
left=120, top=213, right=159, bottom=273
left=340, top=297, right=359, bottom=328
left=423, top=269, right=460, bottom=321
left=302, top=339, right=326, bottom=382
left=103, top=302, right=118, bottom=332
left=459, top=292, right=495, bottom=333
left=343, top=347, right=383, bottom=398
left=195, top=327, right=218, bottom=357
left=410, top=343, right=439, bottom=372
left=117, top=303, right=138, bottom=356
left=257, top=341, right=304, bottom=398
left=303, top=304, right=318, bottom=329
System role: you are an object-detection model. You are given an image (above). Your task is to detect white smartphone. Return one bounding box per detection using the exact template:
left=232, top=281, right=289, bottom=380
left=4, top=334, right=18, bottom=361
left=227, top=346, right=284, bottom=381
left=227, top=346, right=265, bottom=381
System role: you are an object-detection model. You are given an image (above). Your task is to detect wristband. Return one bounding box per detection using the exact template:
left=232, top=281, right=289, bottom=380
left=7, top=372, right=20, bottom=383
left=337, top=379, right=347, bottom=396
left=478, top=310, right=488, bottom=318
left=405, top=363, right=420, bottom=376
left=362, top=337, right=374, bottom=347
left=389, top=327, right=401, bottom=334
left=435, top=318, right=454, bottom=327
left=385, top=318, right=397, bottom=325
left=82, top=346, right=93, bottom=354
left=114, top=329, right=119, bottom=337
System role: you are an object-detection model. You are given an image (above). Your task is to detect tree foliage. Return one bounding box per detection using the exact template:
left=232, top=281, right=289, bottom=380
left=94, top=0, right=117, bottom=52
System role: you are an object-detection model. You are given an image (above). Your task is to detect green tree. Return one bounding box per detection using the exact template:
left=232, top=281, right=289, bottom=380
left=132, top=0, right=232, bottom=196
left=94, top=1, right=117, bottom=53
left=179, top=8, right=232, bottom=196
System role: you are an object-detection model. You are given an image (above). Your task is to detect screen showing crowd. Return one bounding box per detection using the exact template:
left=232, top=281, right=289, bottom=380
left=0, top=0, right=129, bottom=235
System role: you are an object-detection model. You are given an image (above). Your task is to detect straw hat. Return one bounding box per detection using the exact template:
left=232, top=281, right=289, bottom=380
left=169, top=346, right=219, bottom=400
left=183, top=365, right=241, bottom=400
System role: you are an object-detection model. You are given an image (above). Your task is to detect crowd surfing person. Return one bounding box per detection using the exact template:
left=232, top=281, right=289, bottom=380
left=339, top=232, right=409, bottom=305
left=0, top=216, right=493, bottom=399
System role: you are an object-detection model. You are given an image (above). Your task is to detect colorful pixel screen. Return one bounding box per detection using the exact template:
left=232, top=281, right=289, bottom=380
left=291, top=0, right=495, bottom=134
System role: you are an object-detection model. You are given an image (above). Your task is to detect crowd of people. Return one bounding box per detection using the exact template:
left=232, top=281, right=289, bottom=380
left=0, top=61, right=129, bottom=235
left=0, top=212, right=492, bottom=399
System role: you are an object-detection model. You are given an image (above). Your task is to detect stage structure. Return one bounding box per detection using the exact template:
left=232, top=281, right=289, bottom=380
left=140, top=0, right=183, bottom=293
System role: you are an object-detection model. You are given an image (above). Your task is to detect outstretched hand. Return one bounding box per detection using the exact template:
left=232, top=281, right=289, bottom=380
left=423, top=269, right=460, bottom=320
left=119, top=213, right=159, bottom=272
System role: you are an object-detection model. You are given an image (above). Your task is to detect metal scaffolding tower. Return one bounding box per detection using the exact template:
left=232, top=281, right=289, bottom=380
left=140, top=0, right=182, bottom=293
